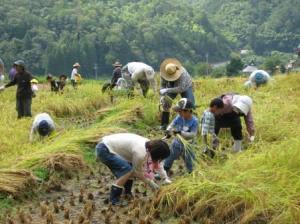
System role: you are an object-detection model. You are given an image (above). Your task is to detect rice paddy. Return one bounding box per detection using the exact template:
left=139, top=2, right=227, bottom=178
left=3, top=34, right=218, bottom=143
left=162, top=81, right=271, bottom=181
left=0, top=74, right=299, bottom=223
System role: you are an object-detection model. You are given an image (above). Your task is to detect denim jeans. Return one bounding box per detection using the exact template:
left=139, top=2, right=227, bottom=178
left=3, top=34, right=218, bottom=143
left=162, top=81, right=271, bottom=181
left=164, top=138, right=195, bottom=173
left=95, top=143, right=132, bottom=178
left=166, top=86, right=195, bottom=106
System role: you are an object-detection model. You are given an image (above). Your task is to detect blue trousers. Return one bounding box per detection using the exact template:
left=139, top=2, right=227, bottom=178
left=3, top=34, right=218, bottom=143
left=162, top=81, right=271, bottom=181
left=164, top=139, right=195, bottom=173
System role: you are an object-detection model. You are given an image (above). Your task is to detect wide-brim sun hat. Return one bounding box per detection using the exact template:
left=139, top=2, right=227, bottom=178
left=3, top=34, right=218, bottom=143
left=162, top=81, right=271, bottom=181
left=232, top=95, right=253, bottom=115
left=30, top=79, right=39, bottom=84
left=160, top=58, right=183, bottom=82
left=73, top=62, right=80, bottom=68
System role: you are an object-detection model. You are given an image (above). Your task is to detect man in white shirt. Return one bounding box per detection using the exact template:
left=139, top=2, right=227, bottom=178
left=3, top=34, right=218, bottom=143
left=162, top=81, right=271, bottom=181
left=121, top=62, right=156, bottom=97
left=30, top=113, right=55, bottom=142
left=95, top=133, right=171, bottom=205
left=70, top=62, right=80, bottom=89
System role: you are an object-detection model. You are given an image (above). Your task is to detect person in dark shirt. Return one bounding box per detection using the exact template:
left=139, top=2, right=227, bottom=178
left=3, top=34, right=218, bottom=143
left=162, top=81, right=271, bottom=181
left=58, top=74, right=67, bottom=93
left=0, top=60, right=34, bottom=118
left=46, top=74, right=59, bottom=92
left=102, top=61, right=122, bottom=93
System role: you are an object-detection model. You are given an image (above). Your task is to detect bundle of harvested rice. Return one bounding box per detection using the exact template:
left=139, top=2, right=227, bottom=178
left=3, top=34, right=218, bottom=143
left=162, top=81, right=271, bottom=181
left=43, top=153, right=86, bottom=174
left=0, top=169, right=36, bottom=197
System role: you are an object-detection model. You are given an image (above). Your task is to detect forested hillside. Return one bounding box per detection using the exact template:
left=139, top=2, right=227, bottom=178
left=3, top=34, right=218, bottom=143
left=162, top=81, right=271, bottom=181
left=0, top=0, right=299, bottom=76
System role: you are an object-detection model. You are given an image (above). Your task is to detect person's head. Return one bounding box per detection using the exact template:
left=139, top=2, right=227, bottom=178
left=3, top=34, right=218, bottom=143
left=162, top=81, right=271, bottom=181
left=160, top=58, right=183, bottom=82
left=209, top=98, right=224, bottom=114
left=59, top=74, right=67, bottom=81
left=73, top=62, right=80, bottom=69
left=173, top=98, right=194, bottom=119
left=232, top=95, right=253, bottom=116
left=46, top=74, right=53, bottom=82
left=146, top=140, right=170, bottom=163
left=14, top=60, right=25, bottom=73
left=112, top=61, right=122, bottom=68
left=38, top=120, right=51, bottom=137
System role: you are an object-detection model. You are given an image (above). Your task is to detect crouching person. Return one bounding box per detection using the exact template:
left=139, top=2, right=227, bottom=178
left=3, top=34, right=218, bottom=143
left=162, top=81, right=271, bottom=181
left=164, top=98, right=198, bottom=174
left=30, top=113, right=55, bottom=142
left=95, top=133, right=170, bottom=205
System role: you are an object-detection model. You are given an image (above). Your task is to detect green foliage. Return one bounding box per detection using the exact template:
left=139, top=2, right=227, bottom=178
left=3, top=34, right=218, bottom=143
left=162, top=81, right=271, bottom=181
left=32, top=167, right=50, bottom=181
left=226, top=55, right=244, bottom=76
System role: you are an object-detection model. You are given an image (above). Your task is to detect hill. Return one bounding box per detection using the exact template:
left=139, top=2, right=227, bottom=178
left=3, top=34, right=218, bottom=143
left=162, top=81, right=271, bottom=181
left=0, top=74, right=299, bottom=223
left=0, top=0, right=299, bottom=76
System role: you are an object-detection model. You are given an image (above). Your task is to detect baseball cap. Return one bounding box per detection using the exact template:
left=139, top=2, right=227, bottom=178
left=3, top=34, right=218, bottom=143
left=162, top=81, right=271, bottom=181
left=173, top=98, right=194, bottom=111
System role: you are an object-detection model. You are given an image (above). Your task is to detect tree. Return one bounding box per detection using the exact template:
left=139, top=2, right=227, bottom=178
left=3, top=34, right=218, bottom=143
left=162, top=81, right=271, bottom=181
left=226, top=55, right=244, bottom=76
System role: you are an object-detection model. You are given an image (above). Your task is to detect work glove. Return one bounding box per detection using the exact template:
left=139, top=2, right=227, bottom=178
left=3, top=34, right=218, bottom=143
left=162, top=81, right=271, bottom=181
left=0, top=86, right=5, bottom=91
left=148, top=180, right=159, bottom=190
left=249, top=136, right=255, bottom=142
left=159, top=88, right=168, bottom=95
left=162, top=178, right=172, bottom=185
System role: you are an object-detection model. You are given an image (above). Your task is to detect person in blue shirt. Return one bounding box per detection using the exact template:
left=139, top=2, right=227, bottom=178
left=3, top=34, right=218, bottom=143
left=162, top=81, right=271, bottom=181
left=164, top=98, right=198, bottom=174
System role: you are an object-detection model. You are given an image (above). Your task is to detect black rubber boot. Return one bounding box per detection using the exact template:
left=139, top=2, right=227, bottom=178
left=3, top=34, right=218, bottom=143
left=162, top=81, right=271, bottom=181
left=160, top=112, right=170, bottom=130
left=124, top=179, right=133, bottom=196
left=110, top=185, right=123, bottom=205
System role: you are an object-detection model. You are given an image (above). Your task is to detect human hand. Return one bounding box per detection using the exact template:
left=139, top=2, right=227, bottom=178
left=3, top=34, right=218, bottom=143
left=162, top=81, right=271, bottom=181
left=249, top=136, right=255, bottom=142
left=163, top=178, right=172, bottom=184
left=159, top=88, right=168, bottom=95
left=149, top=180, right=159, bottom=190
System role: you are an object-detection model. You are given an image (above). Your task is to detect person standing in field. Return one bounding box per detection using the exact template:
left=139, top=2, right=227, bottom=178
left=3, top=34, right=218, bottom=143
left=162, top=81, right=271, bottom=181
left=121, top=62, right=157, bottom=97
left=95, top=133, right=170, bottom=205
left=0, top=58, right=4, bottom=84
left=102, top=61, right=123, bottom=93
left=29, top=113, right=55, bottom=142
left=46, top=74, right=59, bottom=92
left=159, top=58, right=195, bottom=130
left=213, top=94, right=255, bottom=153
left=58, top=74, right=67, bottom=93
left=0, top=60, right=34, bottom=119
left=70, top=62, right=80, bottom=89
left=164, top=98, right=198, bottom=174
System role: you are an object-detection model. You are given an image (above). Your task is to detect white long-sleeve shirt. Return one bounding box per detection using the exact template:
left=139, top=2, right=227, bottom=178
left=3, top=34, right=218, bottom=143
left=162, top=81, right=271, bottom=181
left=71, top=68, right=78, bottom=80
left=123, top=62, right=157, bottom=91
left=102, top=133, right=167, bottom=183
left=30, top=113, right=55, bottom=141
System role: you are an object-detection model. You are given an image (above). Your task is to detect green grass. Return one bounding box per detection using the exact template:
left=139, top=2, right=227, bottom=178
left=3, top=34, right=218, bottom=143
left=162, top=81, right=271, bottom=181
left=0, top=74, right=300, bottom=222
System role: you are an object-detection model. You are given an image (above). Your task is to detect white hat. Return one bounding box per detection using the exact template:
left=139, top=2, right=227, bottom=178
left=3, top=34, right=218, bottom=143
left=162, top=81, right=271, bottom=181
left=232, top=95, right=253, bottom=115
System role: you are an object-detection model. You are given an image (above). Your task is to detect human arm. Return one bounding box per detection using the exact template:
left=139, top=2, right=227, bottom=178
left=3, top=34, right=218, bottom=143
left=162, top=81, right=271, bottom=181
left=163, top=70, right=192, bottom=94
left=244, top=109, right=255, bottom=137
left=4, top=76, right=17, bottom=88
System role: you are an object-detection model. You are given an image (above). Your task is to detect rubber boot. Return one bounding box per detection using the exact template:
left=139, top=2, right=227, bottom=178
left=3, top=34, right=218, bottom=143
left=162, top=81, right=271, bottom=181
left=232, top=140, right=242, bottom=153
left=110, top=184, right=123, bottom=205
left=160, top=112, right=170, bottom=130
left=124, top=179, right=133, bottom=196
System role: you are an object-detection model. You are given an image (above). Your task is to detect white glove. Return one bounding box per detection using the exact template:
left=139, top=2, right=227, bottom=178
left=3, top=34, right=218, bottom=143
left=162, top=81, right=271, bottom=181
left=148, top=180, right=159, bottom=190
left=0, top=86, right=5, bottom=91
left=159, top=88, right=168, bottom=95
left=163, top=178, right=172, bottom=185
left=249, top=136, right=255, bottom=142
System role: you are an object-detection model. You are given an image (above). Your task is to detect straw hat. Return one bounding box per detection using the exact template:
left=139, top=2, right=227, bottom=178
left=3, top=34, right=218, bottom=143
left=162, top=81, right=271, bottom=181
left=160, top=58, right=183, bottom=81
left=112, top=61, right=122, bottom=67
left=73, top=62, right=80, bottom=68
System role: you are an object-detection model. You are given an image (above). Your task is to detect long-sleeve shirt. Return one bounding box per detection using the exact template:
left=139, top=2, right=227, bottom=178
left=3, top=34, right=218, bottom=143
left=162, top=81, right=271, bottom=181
left=5, top=70, right=33, bottom=98
left=201, top=110, right=216, bottom=136
left=216, top=94, right=255, bottom=136
left=111, top=67, right=122, bottom=86
left=102, top=133, right=167, bottom=183
left=122, top=62, right=157, bottom=91
left=160, top=67, right=193, bottom=94
left=167, top=115, right=198, bottom=142
left=70, top=68, right=78, bottom=80
left=30, top=113, right=55, bottom=141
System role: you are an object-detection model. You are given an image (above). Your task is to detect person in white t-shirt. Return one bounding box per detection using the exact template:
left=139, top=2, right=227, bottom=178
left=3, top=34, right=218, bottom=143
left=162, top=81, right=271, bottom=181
left=121, top=62, right=156, bottom=97
left=70, top=62, right=80, bottom=89
left=30, top=113, right=55, bottom=142
left=95, top=133, right=171, bottom=205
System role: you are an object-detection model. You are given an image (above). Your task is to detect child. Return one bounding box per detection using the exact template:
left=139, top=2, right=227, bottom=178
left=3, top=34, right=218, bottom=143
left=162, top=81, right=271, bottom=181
left=164, top=98, right=198, bottom=173
left=200, top=98, right=224, bottom=157
left=30, top=79, right=39, bottom=97
left=58, top=74, right=67, bottom=93
left=46, top=74, right=59, bottom=92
